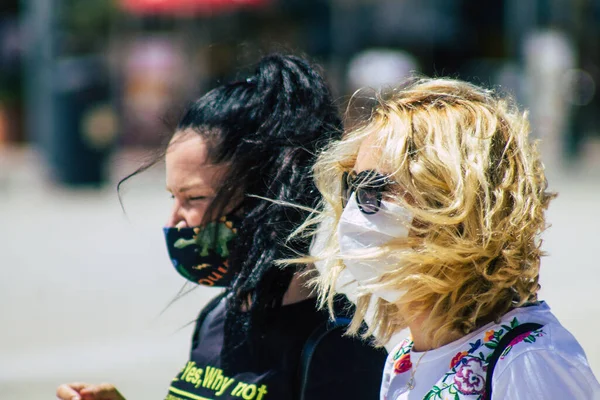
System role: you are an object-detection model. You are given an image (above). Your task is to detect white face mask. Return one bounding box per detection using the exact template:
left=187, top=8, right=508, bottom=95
left=336, top=193, right=413, bottom=303
left=310, top=217, right=361, bottom=302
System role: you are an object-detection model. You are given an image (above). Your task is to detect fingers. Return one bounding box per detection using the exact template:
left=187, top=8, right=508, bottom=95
left=56, top=382, right=88, bottom=400
left=56, top=383, right=124, bottom=400
left=80, top=383, right=124, bottom=400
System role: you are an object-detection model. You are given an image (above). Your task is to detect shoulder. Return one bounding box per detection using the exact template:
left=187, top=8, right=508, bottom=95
left=302, top=323, right=388, bottom=399
left=380, top=337, right=412, bottom=400
left=309, top=295, right=388, bottom=369
left=191, top=292, right=228, bottom=344
left=310, top=323, right=388, bottom=370
left=382, top=337, right=413, bottom=378
left=194, top=292, right=227, bottom=325
left=492, top=322, right=600, bottom=399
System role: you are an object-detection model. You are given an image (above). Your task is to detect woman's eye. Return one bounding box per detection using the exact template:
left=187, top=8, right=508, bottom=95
left=189, top=196, right=208, bottom=202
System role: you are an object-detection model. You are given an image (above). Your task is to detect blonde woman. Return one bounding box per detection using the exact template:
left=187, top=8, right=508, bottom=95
left=304, top=78, right=600, bottom=399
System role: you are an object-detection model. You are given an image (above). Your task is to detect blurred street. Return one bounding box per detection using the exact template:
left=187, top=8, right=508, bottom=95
left=1, top=148, right=599, bottom=399
left=0, top=148, right=221, bottom=399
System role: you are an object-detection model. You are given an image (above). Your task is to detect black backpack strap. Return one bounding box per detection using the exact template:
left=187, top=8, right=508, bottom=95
left=484, top=322, right=543, bottom=399
left=297, top=316, right=352, bottom=400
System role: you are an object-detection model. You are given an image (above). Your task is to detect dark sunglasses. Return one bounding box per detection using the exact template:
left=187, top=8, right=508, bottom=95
left=341, top=170, right=394, bottom=214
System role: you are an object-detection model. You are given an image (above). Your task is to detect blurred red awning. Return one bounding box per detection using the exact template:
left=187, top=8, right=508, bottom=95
left=120, top=0, right=270, bottom=16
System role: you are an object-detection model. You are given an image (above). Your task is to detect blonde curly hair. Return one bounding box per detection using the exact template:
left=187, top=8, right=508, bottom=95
left=299, top=78, right=556, bottom=347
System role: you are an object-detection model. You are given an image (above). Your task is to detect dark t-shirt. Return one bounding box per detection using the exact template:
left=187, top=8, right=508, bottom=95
left=166, top=293, right=387, bottom=400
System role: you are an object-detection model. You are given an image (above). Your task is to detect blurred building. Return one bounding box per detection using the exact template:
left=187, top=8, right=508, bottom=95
left=0, top=0, right=598, bottom=184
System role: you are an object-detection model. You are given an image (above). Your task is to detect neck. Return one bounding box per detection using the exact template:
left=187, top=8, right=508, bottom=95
left=282, top=268, right=317, bottom=305
left=410, top=314, right=463, bottom=352
left=408, top=314, right=433, bottom=352
left=409, top=313, right=449, bottom=352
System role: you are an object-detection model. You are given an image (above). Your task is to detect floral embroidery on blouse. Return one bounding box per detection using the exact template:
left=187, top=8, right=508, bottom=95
left=389, top=317, right=545, bottom=400
left=392, top=338, right=414, bottom=374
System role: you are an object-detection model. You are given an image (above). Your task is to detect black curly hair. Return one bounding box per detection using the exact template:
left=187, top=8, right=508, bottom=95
left=120, top=53, right=342, bottom=362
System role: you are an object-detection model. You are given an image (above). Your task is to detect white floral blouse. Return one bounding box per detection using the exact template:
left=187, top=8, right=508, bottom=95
left=380, top=302, right=600, bottom=400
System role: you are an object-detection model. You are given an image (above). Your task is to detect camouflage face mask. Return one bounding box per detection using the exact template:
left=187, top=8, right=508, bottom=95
left=163, top=215, right=241, bottom=287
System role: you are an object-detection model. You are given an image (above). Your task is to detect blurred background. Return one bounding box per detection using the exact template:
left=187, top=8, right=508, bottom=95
left=1, top=0, right=599, bottom=398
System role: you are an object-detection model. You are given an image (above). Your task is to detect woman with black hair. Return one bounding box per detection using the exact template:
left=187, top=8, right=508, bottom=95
left=56, top=54, right=387, bottom=400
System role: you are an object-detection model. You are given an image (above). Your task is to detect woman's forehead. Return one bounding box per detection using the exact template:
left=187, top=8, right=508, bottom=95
left=354, top=132, right=396, bottom=174
left=165, top=131, right=228, bottom=190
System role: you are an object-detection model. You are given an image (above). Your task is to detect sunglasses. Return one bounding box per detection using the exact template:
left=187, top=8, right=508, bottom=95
left=341, top=170, right=394, bottom=214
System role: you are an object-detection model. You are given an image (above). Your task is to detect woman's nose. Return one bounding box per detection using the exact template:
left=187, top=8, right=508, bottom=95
left=166, top=201, right=187, bottom=228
